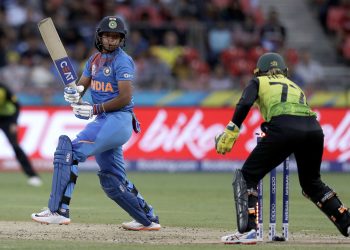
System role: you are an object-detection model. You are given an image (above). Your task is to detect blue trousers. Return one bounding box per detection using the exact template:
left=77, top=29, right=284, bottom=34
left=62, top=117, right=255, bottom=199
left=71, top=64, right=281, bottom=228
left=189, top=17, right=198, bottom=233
left=70, top=111, right=155, bottom=219
left=72, top=111, right=131, bottom=180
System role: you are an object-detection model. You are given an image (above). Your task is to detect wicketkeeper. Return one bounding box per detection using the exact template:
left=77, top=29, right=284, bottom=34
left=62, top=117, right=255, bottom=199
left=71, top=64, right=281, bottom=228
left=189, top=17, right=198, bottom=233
left=31, top=16, right=161, bottom=231
left=215, top=52, right=350, bottom=244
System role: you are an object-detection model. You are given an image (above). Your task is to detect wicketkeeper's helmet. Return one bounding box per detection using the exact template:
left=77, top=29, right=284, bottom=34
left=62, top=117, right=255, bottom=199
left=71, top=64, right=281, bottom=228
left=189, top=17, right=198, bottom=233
left=94, top=16, right=127, bottom=52
left=253, top=52, right=288, bottom=77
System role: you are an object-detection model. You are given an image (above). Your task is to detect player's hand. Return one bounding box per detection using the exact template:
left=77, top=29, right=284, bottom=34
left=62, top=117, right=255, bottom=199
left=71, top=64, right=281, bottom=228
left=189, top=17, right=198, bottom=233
left=215, top=121, right=240, bottom=155
left=71, top=102, right=93, bottom=120
left=64, top=85, right=84, bottom=103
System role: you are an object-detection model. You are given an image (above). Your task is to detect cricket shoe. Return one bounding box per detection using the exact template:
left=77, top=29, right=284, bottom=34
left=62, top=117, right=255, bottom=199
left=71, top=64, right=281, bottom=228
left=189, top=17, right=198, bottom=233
left=221, top=229, right=258, bottom=244
left=27, top=176, right=43, bottom=187
left=122, top=216, right=161, bottom=231
left=31, top=208, right=70, bottom=225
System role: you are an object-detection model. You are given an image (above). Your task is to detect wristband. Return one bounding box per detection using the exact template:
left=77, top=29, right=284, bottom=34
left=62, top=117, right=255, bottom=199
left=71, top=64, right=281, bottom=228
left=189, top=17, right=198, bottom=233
left=93, top=104, right=104, bottom=115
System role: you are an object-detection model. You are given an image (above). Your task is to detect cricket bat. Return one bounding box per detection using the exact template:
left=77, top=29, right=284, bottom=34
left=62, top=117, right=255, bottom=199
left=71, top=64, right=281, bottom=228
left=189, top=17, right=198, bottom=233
left=38, top=17, right=78, bottom=89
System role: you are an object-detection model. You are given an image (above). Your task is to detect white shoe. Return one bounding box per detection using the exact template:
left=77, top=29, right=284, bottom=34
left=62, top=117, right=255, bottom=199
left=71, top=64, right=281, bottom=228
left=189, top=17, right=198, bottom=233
left=122, top=220, right=161, bottom=231
left=221, top=229, right=258, bottom=244
left=28, top=176, right=43, bottom=187
left=31, top=208, right=70, bottom=225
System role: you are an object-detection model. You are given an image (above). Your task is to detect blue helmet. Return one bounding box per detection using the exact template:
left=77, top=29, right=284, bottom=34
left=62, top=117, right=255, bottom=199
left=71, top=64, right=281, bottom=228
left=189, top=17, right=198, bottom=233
left=94, top=16, right=127, bottom=52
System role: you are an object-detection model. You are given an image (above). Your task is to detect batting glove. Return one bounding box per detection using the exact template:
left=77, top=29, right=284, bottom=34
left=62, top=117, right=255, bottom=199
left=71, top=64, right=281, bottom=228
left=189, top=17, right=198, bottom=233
left=71, top=102, right=93, bottom=120
left=215, top=121, right=240, bottom=155
left=64, top=85, right=84, bottom=104
left=71, top=102, right=105, bottom=120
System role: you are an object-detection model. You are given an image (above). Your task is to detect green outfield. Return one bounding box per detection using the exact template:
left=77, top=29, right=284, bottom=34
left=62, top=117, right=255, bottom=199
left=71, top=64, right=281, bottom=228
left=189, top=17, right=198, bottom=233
left=1, top=171, right=350, bottom=249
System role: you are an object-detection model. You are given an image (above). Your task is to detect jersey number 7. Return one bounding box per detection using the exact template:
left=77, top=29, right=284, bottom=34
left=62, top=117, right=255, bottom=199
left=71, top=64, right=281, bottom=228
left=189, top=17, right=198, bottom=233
left=269, top=81, right=306, bottom=104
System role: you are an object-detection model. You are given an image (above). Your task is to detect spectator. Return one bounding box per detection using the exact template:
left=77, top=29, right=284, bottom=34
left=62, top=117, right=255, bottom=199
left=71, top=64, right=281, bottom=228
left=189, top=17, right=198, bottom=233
left=208, top=63, right=235, bottom=90
left=150, top=31, right=184, bottom=69
left=0, top=51, right=30, bottom=93
left=288, top=60, right=305, bottom=88
left=126, top=30, right=150, bottom=58
left=173, top=0, right=200, bottom=20
left=284, top=49, right=305, bottom=88
left=317, top=0, right=340, bottom=33
left=178, top=62, right=209, bottom=91
left=201, top=1, right=221, bottom=24
left=207, top=21, right=233, bottom=66
left=30, top=56, right=57, bottom=104
left=234, top=14, right=260, bottom=49
left=135, top=50, right=176, bottom=90
left=70, top=40, right=89, bottom=75
left=17, top=35, right=47, bottom=67
left=172, top=53, right=192, bottom=83
left=260, top=7, right=286, bottom=52
left=4, top=0, right=42, bottom=27
left=221, top=0, right=246, bottom=23
left=295, top=49, right=324, bottom=94
left=0, top=25, right=8, bottom=67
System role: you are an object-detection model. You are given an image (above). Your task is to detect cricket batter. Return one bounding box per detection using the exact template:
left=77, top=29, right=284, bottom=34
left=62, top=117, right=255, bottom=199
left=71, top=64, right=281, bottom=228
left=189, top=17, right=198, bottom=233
left=31, top=16, right=161, bottom=231
left=0, top=82, right=42, bottom=187
left=215, top=52, right=350, bottom=244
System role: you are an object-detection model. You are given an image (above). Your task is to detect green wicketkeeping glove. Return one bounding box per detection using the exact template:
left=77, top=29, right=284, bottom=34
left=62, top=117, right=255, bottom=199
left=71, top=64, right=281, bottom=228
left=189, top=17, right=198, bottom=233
left=215, top=121, right=240, bottom=155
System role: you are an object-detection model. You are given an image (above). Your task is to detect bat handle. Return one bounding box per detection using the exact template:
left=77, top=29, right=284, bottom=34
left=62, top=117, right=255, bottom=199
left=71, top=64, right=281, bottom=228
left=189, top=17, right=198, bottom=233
left=67, top=81, right=77, bottom=89
left=66, top=81, right=83, bottom=104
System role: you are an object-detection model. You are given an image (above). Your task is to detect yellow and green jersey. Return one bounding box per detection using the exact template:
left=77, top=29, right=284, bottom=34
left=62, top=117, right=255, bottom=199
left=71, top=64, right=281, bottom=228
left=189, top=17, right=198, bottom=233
left=0, top=83, right=18, bottom=117
left=232, top=74, right=316, bottom=127
left=256, top=74, right=316, bottom=122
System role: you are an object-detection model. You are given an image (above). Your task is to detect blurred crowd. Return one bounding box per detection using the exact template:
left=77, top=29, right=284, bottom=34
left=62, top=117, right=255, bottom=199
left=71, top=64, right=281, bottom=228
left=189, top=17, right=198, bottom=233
left=0, top=0, right=328, bottom=105
left=312, top=0, right=350, bottom=62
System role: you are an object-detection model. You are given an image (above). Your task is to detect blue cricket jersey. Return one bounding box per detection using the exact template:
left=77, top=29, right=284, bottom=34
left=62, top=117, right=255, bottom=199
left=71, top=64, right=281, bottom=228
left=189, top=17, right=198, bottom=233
left=82, top=47, right=135, bottom=111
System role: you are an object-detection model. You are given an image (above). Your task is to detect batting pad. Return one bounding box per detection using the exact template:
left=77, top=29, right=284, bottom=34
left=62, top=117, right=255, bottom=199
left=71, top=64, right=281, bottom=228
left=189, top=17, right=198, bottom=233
left=48, top=135, right=73, bottom=212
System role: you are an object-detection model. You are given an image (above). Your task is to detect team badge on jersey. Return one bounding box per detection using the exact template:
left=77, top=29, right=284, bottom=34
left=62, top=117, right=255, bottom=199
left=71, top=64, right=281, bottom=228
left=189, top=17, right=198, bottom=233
left=103, top=66, right=112, bottom=76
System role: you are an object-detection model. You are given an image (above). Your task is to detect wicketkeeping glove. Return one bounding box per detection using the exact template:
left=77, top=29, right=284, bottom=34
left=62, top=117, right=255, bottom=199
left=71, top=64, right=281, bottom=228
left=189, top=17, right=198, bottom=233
left=215, top=121, right=240, bottom=155
left=64, top=85, right=84, bottom=104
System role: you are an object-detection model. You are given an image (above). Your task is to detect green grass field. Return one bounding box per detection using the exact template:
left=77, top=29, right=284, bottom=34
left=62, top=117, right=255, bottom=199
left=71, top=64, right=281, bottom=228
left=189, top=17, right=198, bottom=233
left=1, top=171, right=350, bottom=249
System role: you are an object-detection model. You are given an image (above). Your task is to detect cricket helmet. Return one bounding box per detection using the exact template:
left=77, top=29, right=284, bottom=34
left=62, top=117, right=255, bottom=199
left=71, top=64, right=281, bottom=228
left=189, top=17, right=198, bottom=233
left=253, top=52, right=288, bottom=76
left=94, top=16, right=127, bottom=52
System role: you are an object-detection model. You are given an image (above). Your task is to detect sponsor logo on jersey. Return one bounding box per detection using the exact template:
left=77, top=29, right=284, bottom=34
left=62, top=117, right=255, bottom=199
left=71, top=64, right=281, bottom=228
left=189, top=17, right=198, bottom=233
left=123, top=73, right=133, bottom=79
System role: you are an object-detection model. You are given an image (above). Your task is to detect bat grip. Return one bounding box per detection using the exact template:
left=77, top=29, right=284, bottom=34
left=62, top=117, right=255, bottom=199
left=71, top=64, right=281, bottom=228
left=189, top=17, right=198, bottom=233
left=67, top=81, right=77, bottom=89
left=66, top=81, right=83, bottom=104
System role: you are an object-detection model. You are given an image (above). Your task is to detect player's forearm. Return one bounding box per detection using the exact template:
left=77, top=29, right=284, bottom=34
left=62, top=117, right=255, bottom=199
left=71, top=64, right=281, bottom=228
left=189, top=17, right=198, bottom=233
left=100, top=93, right=132, bottom=112
left=77, top=76, right=91, bottom=97
left=232, top=103, right=252, bottom=128
left=231, top=79, right=258, bottom=127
